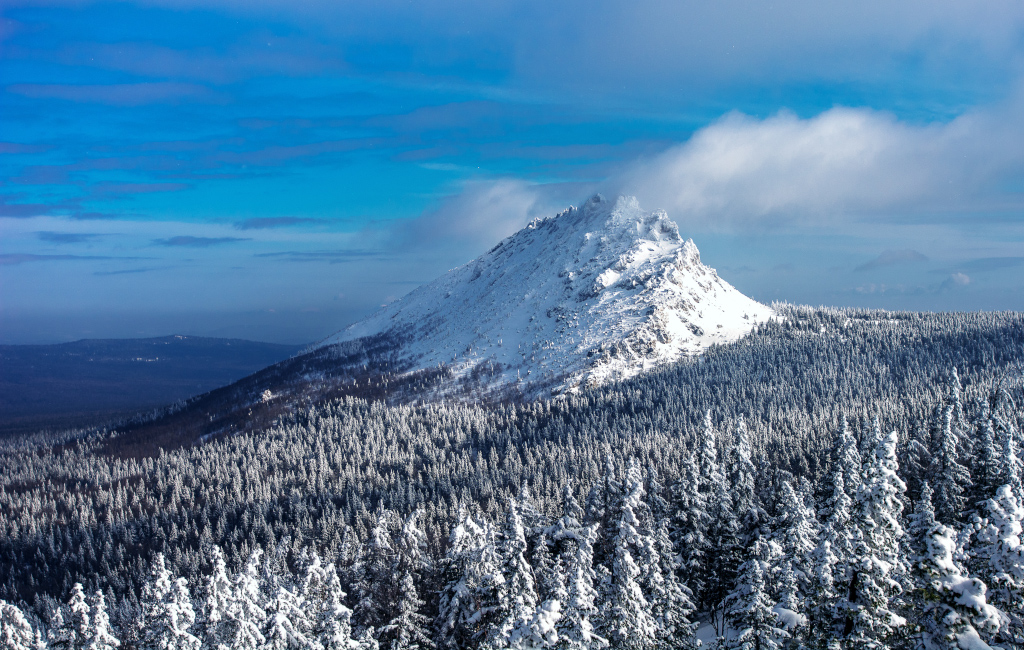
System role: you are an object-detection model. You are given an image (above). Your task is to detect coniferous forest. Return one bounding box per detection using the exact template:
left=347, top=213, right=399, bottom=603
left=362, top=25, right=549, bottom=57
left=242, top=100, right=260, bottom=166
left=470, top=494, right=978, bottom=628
left=1, top=305, right=1023, bottom=650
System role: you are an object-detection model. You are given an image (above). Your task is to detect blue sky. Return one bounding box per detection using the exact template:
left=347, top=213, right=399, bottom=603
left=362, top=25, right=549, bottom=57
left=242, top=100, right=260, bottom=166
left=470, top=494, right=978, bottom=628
left=2, top=0, right=1024, bottom=343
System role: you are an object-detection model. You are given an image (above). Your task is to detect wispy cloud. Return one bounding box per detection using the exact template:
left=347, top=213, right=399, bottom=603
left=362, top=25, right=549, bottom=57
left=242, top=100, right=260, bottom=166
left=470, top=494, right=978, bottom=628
left=234, top=217, right=318, bottom=230
left=36, top=231, right=101, bottom=244
left=955, top=257, right=1024, bottom=273
left=0, top=253, right=119, bottom=265
left=153, top=236, right=249, bottom=247
left=94, top=266, right=172, bottom=276
left=255, top=249, right=390, bottom=263
left=7, top=82, right=222, bottom=106
left=855, top=249, right=928, bottom=272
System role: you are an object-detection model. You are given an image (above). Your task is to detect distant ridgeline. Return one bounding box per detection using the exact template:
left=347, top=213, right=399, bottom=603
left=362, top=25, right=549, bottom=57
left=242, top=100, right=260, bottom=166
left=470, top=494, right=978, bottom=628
left=0, top=335, right=302, bottom=436
left=1, top=305, right=1024, bottom=649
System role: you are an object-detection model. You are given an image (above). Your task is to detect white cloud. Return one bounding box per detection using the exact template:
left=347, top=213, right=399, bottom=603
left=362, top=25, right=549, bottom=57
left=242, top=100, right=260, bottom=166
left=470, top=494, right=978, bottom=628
left=399, top=179, right=564, bottom=259
left=615, top=100, right=1024, bottom=232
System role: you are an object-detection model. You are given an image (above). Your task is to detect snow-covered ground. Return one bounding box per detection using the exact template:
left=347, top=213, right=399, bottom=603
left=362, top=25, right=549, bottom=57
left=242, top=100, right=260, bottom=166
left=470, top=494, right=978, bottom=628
left=316, top=195, right=773, bottom=398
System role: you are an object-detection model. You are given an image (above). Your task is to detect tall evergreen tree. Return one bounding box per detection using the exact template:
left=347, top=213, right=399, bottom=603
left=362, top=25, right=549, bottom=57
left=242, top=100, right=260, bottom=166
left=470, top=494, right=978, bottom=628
left=842, top=431, right=908, bottom=650
left=139, top=554, right=200, bottom=650
left=88, top=590, right=120, bottom=650
left=931, top=405, right=973, bottom=523
left=974, top=484, right=1024, bottom=645
left=1, top=600, right=39, bottom=650
left=915, top=522, right=1002, bottom=650
left=723, top=539, right=788, bottom=650
left=600, top=461, right=656, bottom=650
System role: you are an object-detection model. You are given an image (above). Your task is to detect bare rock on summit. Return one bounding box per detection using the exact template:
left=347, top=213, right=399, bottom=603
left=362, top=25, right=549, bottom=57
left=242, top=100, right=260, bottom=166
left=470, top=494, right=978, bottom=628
left=317, top=195, right=774, bottom=398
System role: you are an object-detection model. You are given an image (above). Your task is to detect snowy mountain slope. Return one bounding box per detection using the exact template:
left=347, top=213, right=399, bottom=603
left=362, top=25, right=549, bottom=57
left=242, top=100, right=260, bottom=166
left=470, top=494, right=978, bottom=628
left=317, top=195, right=774, bottom=398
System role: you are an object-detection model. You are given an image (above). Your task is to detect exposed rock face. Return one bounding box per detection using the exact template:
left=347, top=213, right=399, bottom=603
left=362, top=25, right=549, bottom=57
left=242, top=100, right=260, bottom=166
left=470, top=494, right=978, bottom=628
left=316, top=195, right=774, bottom=398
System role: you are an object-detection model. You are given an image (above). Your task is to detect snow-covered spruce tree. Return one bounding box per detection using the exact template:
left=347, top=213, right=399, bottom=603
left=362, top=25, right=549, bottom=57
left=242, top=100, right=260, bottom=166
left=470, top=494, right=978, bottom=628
left=773, top=479, right=817, bottom=601
left=436, top=511, right=484, bottom=650
left=379, top=511, right=435, bottom=650
left=224, top=548, right=268, bottom=650
left=355, top=509, right=402, bottom=635
left=200, top=546, right=234, bottom=650
left=480, top=495, right=540, bottom=649
left=841, top=430, right=908, bottom=650
left=998, top=423, right=1024, bottom=504
left=263, top=581, right=312, bottom=650
left=88, top=590, right=120, bottom=650
left=974, top=485, right=1024, bottom=645
left=729, top=416, right=757, bottom=518
left=65, top=583, right=91, bottom=650
left=600, top=460, right=656, bottom=650
left=550, top=521, right=606, bottom=650
left=48, top=605, right=76, bottom=650
left=806, top=426, right=862, bottom=650
left=300, top=553, right=358, bottom=650
left=675, top=410, right=718, bottom=603
left=645, top=517, right=697, bottom=650
left=915, top=522, right=1003, bottom=650
left=139, top=554, right=200, bottom=650
left=436, top=512, right=504, bottom=650
left=931, top=405, right=973, bottom=524
left=906, top=482, right=937, bottom=573
left=1, top=599, right=39, bottom=650
left=971, top=418, right=1002, bottom=505
left=723, top=538, right=788, bottom=650
left=706, top=467, right=743, bottom=638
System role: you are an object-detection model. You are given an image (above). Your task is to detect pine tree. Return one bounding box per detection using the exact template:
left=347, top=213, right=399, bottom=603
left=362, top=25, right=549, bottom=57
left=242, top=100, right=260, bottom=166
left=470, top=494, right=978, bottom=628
left=972, top=418, right=1002, bottom=504
left=0, top=600, right=38, bottom=650
left=705, top=469, right=743, bottom=637
left=601, top=461, right=656, bottom=650
left=805, top=426, right=861, bottom=650
left=139, top=554, right=200, bottom=650
left=647, top=518, right=697, bottom=650
left=263, top=583, right=312, bottom=650
left=48, top=606, right=75, bottom=650
left=67, top=583, right=91, bottom=650
left=482, top=496, right=540, bottom=649
left=729, top=416, right=757, bottom=518
left=842, top=431, right=908, bottom=650
left=915, top=523, right=1002, bottom=650
left=87, top=590, right=120, bottom=650
left=201, top=547, right=235, bottom=650
left=974, top=484, right=1024, bottom=645
left=355, top=510, right=400, bottom=634
left=225, top=548, right=268, bottom=650
left=931, top=405, right=973, bottom=523
left=436, top=512, right=502, bottom=650
left=552, top=523, right=606, bottom=650
left=379, top=511, right=434, bottom=650
left=301, top=554, right=357, bottom=650
left=723, top=539, right=788, bottom=650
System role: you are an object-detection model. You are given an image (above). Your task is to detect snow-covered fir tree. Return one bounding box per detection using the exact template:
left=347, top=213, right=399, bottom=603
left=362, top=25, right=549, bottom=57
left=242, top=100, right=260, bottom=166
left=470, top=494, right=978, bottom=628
left=600, top=461, right=656, bottom=650
left=842, top=431, right=908, bottom=650
left=914, top=521, right=1003, bottom=650
left=931, top=405, right=973, bottom=524
left=139, top=554, right=200, bottom=650
left=723, top=538, right=788, bottom=650
left=88, top=590, right=120, bottom=650
left=974, top=484, right=1024, bottom=645
left=1, top=600, right=40, bottom=650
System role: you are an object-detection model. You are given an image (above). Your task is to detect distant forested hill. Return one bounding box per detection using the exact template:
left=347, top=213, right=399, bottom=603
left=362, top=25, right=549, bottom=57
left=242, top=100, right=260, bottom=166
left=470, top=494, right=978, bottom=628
left=0, top=335, right=302, bottom=434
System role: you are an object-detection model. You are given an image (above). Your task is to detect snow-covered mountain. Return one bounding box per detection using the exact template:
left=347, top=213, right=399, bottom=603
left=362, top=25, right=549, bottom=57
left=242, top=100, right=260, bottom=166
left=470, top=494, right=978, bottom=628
left=317, top=195, right=773, bottom=398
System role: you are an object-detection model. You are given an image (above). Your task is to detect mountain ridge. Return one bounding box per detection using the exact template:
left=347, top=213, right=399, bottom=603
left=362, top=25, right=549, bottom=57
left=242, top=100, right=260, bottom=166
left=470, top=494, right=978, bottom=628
left=317, top=194, right=773, bottom=398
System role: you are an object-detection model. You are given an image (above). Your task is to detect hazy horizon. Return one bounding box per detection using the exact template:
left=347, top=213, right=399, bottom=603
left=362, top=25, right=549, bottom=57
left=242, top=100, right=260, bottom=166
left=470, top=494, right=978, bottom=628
left=3, top=0, right=1024, bottom=344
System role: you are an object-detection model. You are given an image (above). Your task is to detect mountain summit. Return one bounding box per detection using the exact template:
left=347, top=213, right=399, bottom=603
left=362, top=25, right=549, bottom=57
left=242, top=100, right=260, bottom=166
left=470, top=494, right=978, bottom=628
left=318, top=195, right=773, bottom=398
